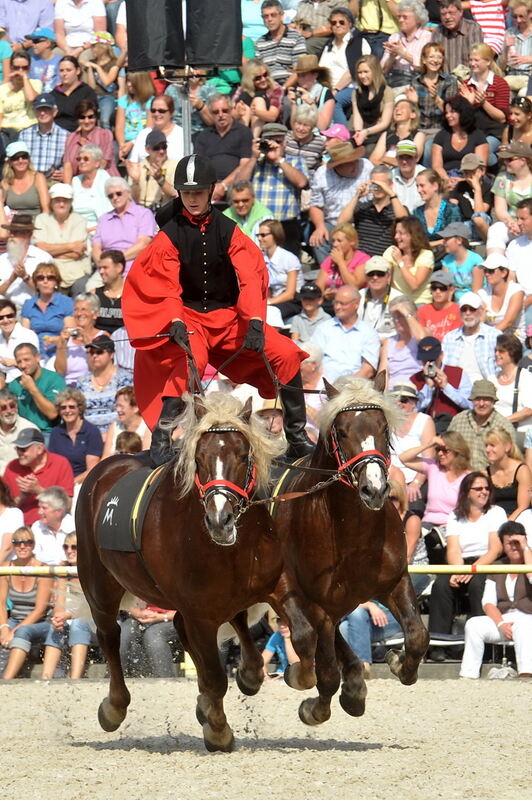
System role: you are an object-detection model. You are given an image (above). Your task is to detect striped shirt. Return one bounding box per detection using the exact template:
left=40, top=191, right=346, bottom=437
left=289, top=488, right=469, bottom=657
left=469, top=0, right=505, bottom=55
left=255, top=27, right=307, bottom=85
left=252, top=155, right=309, bottom=220
left=504, top=26, right=532, bottom=75
left=431, top=18, right=484, bottom=73
left=352, top=199, right=396, bottom=256
left=442, top=322, right=499, bottom=378
left=19, top=123, right=68, bottom=174
left=285, top=132, right=326, bottom=174
left=310, top=160, right=373, bottom=225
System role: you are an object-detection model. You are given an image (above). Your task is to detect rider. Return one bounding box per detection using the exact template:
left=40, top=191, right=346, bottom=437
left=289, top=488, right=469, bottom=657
left=122, top=154, right=315, bottom=466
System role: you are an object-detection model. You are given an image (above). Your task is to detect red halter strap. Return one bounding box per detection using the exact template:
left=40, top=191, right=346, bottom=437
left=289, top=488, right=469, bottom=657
left=329, top=404, right=391, bottom=487
left=194, top=427, right=257, bottom=503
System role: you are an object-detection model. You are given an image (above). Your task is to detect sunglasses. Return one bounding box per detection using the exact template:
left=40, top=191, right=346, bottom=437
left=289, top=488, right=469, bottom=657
left=10, top=154, right=28, bottom=161
left=59, top=404, right=78, bottom=410
left=482, top=267, right=497, bottom=274
left=470, top=486, right=489, bottom=492
left=397, top=396, right=414, bottom=404
left=12, top=539, right=33, bottom=545
left=78, top=156, right=92, bottom=162
left=107, top=191, right=124, bottom=199
left=79, top=113, right=96, bottom=120
left=257, top=232, right=271, bottom=238
left=435, top=446, right=450, bottom=454
left=32, top=37, right=49, bottom=43
left=212, top=108, right=230, bottom=114
left=460, top=305, right=478, bottom=312
left=254, top=72, right=269, bottom=80
left=367, top=271, right=386, bottom=278
left=35, top=274, right=57, bottom=281
left=330, top=19, right=348, bottom=25
left=0, top=402, right=17, bottom=411
left=430, top=284, right=448, bottom=291
left=151, top=144, right=167, bottom=152
left=0, top=312, right=15, bottom=320
left=63, top=544, right=77, bottom=551
left=11, top=65, right=29, bottom=71
left=150, top=107, right=169, bottom=114
left=86, top=348, right=106, bottom=355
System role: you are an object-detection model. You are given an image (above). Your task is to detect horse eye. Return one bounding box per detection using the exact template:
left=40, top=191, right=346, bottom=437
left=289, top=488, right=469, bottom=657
left=337, top=429, right=348, bottom=440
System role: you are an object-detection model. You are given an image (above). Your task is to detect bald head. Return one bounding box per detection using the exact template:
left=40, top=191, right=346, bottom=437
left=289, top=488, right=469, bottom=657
left=334, top=285, right=360, bottom=325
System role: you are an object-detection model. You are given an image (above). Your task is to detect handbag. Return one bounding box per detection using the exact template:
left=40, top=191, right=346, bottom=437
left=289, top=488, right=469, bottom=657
left=422, top=524, right=447, bottom=565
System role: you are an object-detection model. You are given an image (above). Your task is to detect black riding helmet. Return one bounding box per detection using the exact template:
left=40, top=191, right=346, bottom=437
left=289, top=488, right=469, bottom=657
left=173, top=154, right=216, bottom=191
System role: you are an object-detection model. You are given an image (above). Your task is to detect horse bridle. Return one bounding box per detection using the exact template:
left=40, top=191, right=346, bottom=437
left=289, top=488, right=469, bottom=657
left=330, top=404, right=391, bottom=489
left=194, top=427, right=257, bottom=521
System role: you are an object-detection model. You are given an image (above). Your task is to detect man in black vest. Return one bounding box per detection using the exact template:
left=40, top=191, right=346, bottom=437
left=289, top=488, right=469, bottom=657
left=460, top=521, right=532, bottom=679
left=122, top=154, right=314, bottom=466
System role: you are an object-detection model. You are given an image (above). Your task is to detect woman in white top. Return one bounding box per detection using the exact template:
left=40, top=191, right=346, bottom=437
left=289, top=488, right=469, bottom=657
left=0, top=299, right=39, bottom=382
left=258, top=219, right=303, bottom=322
left=54, top=0, right=106, bottom=58
left=488, top=333, right=532, bottom=435
left=427, top=471, right=505, bottom=648
left=71, top=143, right=111, bottom=230
left=102, top=386, right=151, bottom=458
left=127, top=95, right=184, bottom=181
left=478, top=253, right=525, bottom=341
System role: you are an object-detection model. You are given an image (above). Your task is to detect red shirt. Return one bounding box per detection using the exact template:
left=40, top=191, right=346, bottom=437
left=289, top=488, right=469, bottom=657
left=3, top=452, right=74, bottom=525
left=418, top=302, right=461, bottom=341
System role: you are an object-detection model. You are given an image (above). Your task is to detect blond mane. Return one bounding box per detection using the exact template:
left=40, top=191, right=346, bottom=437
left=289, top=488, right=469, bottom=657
left=174, top=392, right=286, bottom=497
left=318, top=377, right=402, bottom=435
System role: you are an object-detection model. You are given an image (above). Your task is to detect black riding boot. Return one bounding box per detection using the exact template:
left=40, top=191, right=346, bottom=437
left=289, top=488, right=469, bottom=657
left=150, top=396, right=185, bottom=467
left=280, top=372, right=315, bottom=461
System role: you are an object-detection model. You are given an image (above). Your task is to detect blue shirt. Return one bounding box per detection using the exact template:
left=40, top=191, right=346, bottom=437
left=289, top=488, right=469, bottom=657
left=442, top=323, right=499, bottom=379
left=311, top=315, right=381, bottom=383
left=48, top=418, right=103, bottom=476
left=264, top=630, right=288, bottom=674
left=29, top=54, right=61, bottom=92
left=21, top=292, right=73, bottom=358
left=441, top=250, right=484, bottom=302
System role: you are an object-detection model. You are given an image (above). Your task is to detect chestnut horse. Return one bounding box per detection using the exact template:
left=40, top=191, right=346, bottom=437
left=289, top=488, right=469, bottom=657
left=273, top=373, right=429, bottom=725
left=76, top=392, right=316, bottom=753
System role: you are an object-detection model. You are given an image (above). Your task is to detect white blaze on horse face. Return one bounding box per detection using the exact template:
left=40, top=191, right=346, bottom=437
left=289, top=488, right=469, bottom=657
left=360, top=434, right=385, bottom=492
left=214, top=456, right=226, bottom=514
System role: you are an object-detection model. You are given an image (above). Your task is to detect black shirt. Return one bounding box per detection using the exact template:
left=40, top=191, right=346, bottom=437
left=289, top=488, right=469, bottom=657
left=51, top=82, right=99, bottom=132
left=194, top=121, right=252, bottom=182
left=95, top=288, right=123, bottom=334
left=353, top=200, right=395, bottom=256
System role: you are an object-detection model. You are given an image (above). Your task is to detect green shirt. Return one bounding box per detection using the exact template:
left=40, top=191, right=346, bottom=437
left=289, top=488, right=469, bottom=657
left=9, top=368, right=66, bottom=433
left=223, top=199, right=275, bottom=244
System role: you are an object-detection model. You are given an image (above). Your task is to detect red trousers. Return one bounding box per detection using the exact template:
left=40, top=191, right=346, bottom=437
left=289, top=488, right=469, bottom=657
left=134, top=306, right=307, bottom=429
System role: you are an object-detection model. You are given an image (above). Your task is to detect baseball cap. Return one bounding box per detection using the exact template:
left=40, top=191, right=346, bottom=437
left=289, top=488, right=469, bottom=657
left=85, top=335, right=115, bottom=353
left=260, top=123, right=288, bottom=139
left=438, top=222, right=470, bottom=241
left=12, top=428, right=45, bottom=448
left=482, top=253, right=509, bottom=271
left=300, top=283, right=322, bottom=298
left=430, top=269, right=454, bottom=287
left=321, top=123, right=350, bottom=142
left=5, top=141, right=30, bottom=159
left=396, top=139, right=417, bottom=156
left=49, top=183, right=73, bottom=200
left=459, top=291, right=482, bottom=310
left=145, top=129, right=167, bottom=148
left=364, top=256, right=390, bottom=275
left=33, top=93, right=56, bottom=110
left=417, top=336, right=442, bottom=362
left=460, top=153, right=485, bottom=170
left=498, top=141, right=532, bottom=159
left=469, top=379, right=497, bottom=400
left=26, top=27, right=55, bottom=42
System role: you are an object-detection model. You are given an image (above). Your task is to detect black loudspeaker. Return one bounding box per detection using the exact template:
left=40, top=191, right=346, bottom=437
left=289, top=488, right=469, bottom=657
left=125, top=0, right=242, bottom=71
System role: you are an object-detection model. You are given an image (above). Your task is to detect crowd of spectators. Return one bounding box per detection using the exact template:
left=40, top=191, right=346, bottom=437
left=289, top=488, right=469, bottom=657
left=0, top=0, right=531, bottom=679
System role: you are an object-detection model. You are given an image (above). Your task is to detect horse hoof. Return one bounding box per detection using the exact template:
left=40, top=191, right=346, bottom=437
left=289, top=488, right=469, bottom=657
left=339, top=690, right=366, bottom=717
left=196, top=704, right=207, bottom=726
left=298, top=698, right=328, bottom=727
left=98, top=698, right=127, bottom=732
left=203, top=724, right=235, bottom=753
left=284, top=662, right=317, bottom=691
left=385, top=649, right=418, bottom=685
left=235, top=669, right=262, bottom=697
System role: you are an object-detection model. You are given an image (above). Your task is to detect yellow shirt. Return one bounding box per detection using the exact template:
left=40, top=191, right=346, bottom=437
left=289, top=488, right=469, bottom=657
left=357, top=0, right=398, bottom=35
left=384, top=246, right=434, bottom=305
left=0, top=79, right=42, bottom=131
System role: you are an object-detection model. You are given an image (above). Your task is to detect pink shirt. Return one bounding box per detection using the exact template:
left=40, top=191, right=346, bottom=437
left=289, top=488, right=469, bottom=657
left=422, top=459, right=469, bottom=525
left=64, top=126, right=120, bottom=177
left=320, top=250, right=371, bottom=290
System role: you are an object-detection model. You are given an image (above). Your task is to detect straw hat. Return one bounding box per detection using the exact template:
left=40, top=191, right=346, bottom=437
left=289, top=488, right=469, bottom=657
left=294, top=55, right=331, bottom=87
left=327, top=141, right=365, bottom=168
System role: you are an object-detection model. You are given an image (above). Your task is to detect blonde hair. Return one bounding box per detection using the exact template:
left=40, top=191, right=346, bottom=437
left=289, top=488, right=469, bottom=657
left=127, top=71, right=156, bottom=105
left=470, top=44, right=503, bottom=76
left=331, top=223, right=358, bottom=247
left=485, top=427, right=524, bottom=461
left=441, top=430, right=471, bottom=472
left=240, top=59, right=274, bottom=96
left=355, top=55, right=386, bottom=94
left=2, top=156, right=36, bottom=184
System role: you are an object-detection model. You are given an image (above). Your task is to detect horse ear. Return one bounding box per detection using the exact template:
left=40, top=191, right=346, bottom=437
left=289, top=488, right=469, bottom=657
left=323, top=378, right=339, bottom=399
left=373, top=370, right=387, bottom=394
left=241, top=397, right=253, bottom=423
left=194, top=395, right=207, bottom=419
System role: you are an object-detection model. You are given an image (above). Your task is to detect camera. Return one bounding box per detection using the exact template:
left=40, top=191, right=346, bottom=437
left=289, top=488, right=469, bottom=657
left=68, top=328, right=80, bottom=338
left=258, top=139, right=271, bottom=155
left=425, top=361, right=437, bottom=379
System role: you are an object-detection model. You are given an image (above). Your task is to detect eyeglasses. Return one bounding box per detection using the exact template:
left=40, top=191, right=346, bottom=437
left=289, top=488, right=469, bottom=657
left=150, top=107, right=169, bottom=114
left=460, top=305, right=478, bottom=313
left=12, top=539, right=33, bottom=546
left=430, top=284, right=448, bottom=291
left=59, top=404, right=78, bottom=410
left=330, top=19, right=348, bottom=25
left=254, top=72, right=269, bottom=80
left=107, top=191, right=124, bottom=199
left=257, top=232, right=271, bottom=238
left=10, top=154, right=28, bottom=161
left=212, top=108, right=230, bottom=115
left=78, top=156, right=92, bottom=162
left=35, top=274, right=57, bottom=282
left=367, top=271, right=386, bottom=278
left=435, top=446, right=450, bottom=454
left=0, top=312, right=16, bottom=320
left=63, top=544, right=77, bottom=551
left=0, top=401, right=17, bottom=411
left=470, top=485, right=489, bottom=492
left=32, top=37, right=48, bottom=43
left=79, top=113, right=96, bottom=120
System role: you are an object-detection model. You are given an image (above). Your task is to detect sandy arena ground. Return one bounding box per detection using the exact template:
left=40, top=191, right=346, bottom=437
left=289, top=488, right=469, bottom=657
left=0, top=676, right=529, bottom=800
